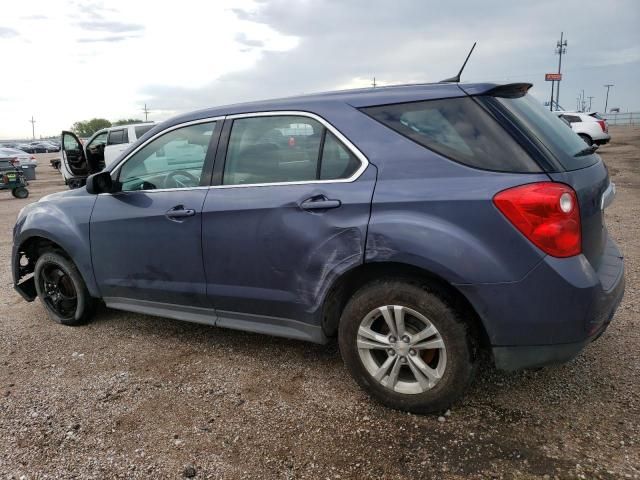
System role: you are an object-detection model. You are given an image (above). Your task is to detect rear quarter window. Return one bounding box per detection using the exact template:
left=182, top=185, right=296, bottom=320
left=362, top=97, right=541, bottom=173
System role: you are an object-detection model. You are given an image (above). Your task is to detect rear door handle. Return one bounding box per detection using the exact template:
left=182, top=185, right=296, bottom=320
left=165, top=205, right=196, bottom=220
left=300, top=196, right=341, bottom=211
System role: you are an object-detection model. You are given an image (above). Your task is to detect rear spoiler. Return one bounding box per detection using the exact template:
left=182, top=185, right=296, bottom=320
left=484, top=83, right=533, bottom=98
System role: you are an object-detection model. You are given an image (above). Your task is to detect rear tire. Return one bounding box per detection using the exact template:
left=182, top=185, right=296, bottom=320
left=34, top=252, right=95, bottom=326
left=339, top=281, right=475, bottom=414
left=579, top=134, right=593, bottom=146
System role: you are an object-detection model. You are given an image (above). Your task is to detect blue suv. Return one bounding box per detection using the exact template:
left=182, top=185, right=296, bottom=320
left=12, top=82, right=625, bottom=413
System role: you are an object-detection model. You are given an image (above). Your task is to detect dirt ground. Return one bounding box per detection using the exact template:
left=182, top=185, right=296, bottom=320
left=1, top=128, right=638, bottom=479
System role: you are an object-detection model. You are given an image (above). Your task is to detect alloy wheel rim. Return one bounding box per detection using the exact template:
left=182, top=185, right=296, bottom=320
left=357, top=305, right=447, bottom=395
left=39, top=263, right=77, bottom=319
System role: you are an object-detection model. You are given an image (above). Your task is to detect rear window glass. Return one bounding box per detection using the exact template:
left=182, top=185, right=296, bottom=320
left=107, top=129, right=128, bottom=145
left=362, top=97, right=540, bottom=173
left=494, top=95, right=598, bottom=171
left=135, top=124, right=154, bottom=139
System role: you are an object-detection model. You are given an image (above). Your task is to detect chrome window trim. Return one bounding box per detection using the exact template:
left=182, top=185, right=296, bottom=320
left=106, top=111, right=369, bottom=194
left=213, top=110, right=369, bottom=189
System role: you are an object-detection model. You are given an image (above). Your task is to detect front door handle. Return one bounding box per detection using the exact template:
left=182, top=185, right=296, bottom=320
left=300, top=196, right=342, bottom=211
left=166, top=205, right=196, bottom=220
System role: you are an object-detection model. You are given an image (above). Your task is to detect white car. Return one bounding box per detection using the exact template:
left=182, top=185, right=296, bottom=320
left=60, top=123, right=155, bottom=188
left=554, top=111, right=610, bottom=146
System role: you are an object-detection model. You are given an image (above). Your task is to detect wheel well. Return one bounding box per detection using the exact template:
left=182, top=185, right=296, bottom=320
left=17, top=236, right=70, bottom=277
left=321, top=262, right=490, bottom=348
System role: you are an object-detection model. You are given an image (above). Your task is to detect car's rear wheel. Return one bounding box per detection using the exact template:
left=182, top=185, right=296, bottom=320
left=339, top=281, right=475, bottom=414
left=579, top=134, right=593, bottom=146
left=34, top=252, right=95, bottom=326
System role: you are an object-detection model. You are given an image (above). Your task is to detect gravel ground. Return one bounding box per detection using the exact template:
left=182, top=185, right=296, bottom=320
left=1, top=128, right=638, bottom=479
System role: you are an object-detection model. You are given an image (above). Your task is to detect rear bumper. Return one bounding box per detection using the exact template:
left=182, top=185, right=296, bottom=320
left=457, top=235, right=625, bottom=370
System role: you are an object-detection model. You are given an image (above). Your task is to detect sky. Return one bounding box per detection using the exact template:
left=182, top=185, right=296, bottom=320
left=1, top=0, right=639, bottom=139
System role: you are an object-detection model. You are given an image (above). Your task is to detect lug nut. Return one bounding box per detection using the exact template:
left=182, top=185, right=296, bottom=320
left=388, top=336, right=397, bottom=343
left=401, top=335, right=410, bottom=343
left=387, top=349, right=395, bottom=356
left=400, top=357, right=407, bottom=364
left=409, top=349, right=416, bottom=356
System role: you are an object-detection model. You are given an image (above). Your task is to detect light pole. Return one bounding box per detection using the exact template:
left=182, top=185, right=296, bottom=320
left=29, top=116, right=36, bottom=139
left=604, top=84, right=614, bottom=113
left=587, top=96, right=595, bottom=111
left=554, top=32, right=567, bottom=109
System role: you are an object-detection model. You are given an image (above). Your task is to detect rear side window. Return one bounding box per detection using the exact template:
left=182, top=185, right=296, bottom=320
left=561, top=114, right=582, bottom=123
left=222, top=115, right=361, bottom=185
left=363, top=97, right=540, bottom=173
left=134, top=124, right=154, bottom=139
left=107, top=129, right=128, bottom=145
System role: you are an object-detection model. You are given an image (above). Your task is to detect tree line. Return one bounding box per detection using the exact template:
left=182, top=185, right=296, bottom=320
left=71, top=118, right=146, bottom=137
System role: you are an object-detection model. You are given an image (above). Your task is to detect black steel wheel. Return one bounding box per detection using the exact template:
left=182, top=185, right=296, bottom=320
left=34, top=252, right=95, bottom=325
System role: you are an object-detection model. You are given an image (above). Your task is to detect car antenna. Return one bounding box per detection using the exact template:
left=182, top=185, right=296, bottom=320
left=439, top=42, right=477, bottom=83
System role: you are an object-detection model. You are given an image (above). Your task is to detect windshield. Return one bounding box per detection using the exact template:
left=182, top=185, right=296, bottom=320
left=494, top=94, right=599, bottom=171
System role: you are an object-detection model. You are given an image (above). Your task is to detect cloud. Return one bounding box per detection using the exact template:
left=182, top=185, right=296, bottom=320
left=140, top=0, right=640, bottom=115
left=76, top=20, right=144, bottom=33
left=235, top=32, right=264, bottom=48
left=77, top=34, right=140, bottom=43
left=0, top=26, right=19, bottom=38
left=21, top=14, right=47, bottom=20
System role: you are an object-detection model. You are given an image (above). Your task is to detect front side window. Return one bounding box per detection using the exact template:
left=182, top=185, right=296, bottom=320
left=222, top=115, right=361, bottom=185
left=363, top=97, right=541, bottom=173
left=87, top=131, right=108, bottom=152
left=118, top=121, right=216, bottom=191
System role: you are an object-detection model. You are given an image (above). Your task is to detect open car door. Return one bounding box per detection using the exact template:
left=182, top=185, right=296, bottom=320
left=61, top=131, right=88, bottom=188
left=61, top=131, right=103, bottom=189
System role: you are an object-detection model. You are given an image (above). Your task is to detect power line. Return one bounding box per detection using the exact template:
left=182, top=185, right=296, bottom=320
left=603, top=84, right=614, bottom=113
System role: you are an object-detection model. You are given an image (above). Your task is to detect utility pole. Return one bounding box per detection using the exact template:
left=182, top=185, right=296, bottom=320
left=587, top=96, right=595, bottom=111
left=603, top=84, right=614, bottom=113
left=142, top=103, right=150, bottom=122
left=371, top=77, right=377, bottom=88
left=554, top=32, right=568, bottom=109
left=29, top=116, right=36, bottom=139
left=576, top=97, right=580, bottom=111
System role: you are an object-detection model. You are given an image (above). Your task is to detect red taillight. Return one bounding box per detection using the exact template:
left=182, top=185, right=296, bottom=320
left=597, top=120, right=607, bottom=132
left=493, top=182, right=581, bottom=258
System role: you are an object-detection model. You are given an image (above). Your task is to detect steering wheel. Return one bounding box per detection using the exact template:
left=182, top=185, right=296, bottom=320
left=165, top=170, right=199, bottom=188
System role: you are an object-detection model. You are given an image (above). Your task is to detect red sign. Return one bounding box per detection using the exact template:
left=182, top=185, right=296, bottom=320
left=545, top=73, right=563, bottom=81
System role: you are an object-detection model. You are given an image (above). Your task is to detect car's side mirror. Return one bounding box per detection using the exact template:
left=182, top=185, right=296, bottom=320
left=86, top=171, right=117, bottom=194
